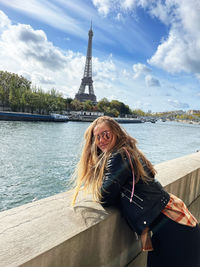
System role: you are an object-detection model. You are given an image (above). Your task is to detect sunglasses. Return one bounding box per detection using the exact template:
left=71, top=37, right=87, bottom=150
left=94, top=130, right=112, bottom=142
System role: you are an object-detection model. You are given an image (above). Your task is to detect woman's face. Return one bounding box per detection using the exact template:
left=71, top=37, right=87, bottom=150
left=93, top=122, right=117, bottom=152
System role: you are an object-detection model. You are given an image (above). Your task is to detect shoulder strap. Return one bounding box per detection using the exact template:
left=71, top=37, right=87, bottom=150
left=122, top=147, right=135, bottom=202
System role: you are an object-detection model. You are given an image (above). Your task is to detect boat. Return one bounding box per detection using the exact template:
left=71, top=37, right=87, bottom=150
left=50, top=113, right=69, bottom=122
left=114, top=118, right=143, bottom=123
left=68, top=114, right=98, bottom=122
left=68, top=115, right=143, bottom=123
left=0, top=111, right=69, bottom=122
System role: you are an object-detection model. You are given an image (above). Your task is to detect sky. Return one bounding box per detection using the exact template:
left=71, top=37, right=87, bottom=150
left=0, top=0, right=200, bottom=112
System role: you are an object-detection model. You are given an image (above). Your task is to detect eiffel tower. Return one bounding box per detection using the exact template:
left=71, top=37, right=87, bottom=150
left=75, top=23, right=97, bottom=104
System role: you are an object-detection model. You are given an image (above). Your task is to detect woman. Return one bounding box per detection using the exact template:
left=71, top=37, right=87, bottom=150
left=72, top=116, right=200, bottom=267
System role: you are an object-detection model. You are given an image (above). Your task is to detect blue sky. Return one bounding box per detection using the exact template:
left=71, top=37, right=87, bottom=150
left=0, top=0, right=200, bottom=112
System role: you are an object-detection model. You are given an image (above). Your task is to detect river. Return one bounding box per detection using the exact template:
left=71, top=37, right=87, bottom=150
left=0, top=120, right=199, bottom=211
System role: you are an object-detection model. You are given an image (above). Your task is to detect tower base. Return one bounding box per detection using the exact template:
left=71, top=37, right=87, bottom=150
left=75, top=93, right=97, bottom=104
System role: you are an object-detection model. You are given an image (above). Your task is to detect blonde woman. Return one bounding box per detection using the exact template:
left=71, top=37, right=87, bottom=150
left=72, top=116, right=200, bottom=267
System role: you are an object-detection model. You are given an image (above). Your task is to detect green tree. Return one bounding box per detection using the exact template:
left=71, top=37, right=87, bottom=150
left=83, top=100, right=93, bottom=111
left=0, top=85, right=8, bottom=107
left=9, top=83, right=21, bottom=111
left=70, top=99, right=83, bottom=111
left=132, top=109, right=146, bottom=117
left=56, top=94, right=66, bottom=113
left=110, top=100, right=121, bottom=113
left=0, top=71, right=32, bottom=110
left=110, top=108, right=119, bottom=117
left=97, top=98, right=110, bottom=112
left=65, top=98, right=73, bottom=111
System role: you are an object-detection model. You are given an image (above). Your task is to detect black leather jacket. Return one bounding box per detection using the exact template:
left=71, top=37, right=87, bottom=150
left=101, top=152, right=170, bottom=235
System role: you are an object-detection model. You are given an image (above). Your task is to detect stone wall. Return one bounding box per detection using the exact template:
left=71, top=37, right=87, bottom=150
left=0, top=152, right=199, bottom=267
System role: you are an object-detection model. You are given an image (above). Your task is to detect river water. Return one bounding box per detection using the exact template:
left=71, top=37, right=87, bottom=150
left=0, top=120, right=199, bottom=211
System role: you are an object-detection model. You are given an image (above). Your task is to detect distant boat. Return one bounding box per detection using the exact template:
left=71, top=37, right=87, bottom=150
left=0, top=111, right=69, bottom=122
left=69, top=115, right=143, bottom=123
left=143, top=118, right=157, bottom=123
left=50, top=113, right=69, bottom=122
left=114, top=118, right=143, bottom=123
left=69, top=114, right=98, bottom=122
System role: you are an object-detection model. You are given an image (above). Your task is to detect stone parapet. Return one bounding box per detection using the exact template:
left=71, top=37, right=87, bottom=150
left=0, top=152, right=199, bottom=267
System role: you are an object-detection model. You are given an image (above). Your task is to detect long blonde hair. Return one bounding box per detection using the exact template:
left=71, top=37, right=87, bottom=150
left=72, top=116, right=156, bottom=205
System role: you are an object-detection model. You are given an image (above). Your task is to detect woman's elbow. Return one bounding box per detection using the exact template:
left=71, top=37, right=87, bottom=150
left=100, top=195, right=119, bottom=207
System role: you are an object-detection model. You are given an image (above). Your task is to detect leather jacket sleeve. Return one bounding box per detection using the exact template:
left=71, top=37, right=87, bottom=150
left=100, top=152, right=132, bottom=207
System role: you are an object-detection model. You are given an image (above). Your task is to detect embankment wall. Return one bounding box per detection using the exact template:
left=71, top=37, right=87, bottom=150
left=0, top=152, right=200, bottom=267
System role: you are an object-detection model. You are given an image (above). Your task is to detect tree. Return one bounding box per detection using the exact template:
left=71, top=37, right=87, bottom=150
left=65, top=98, right=73, bottom=111
left=70, top=99, right=83, bottom=111
left=0, top=85, right=7, bottom=107
left=0, top=71, right=32, bottom=111
left=97, top=98, right=110, bottom=112
left=110, top=100, right=131, bottom=116
left=110, top=100, right=121, bottom=113
left=132, top=109, right=146, bottom=117
left=110, top=108, right=119, bottom=117
left=83, top=100, right=93, bottom=111
left=56, top=94, right=66, bottom=113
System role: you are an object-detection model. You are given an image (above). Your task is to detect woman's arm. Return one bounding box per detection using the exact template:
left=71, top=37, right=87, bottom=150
left=101, top=152, right=132, bottom=207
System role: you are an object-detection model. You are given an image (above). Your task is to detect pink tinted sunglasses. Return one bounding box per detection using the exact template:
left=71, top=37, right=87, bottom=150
left=94, top=130, right=112, bottom=142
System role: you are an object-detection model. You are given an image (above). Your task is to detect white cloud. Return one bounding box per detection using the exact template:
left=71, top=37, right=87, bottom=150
left=121, top=0, right=151, bottom=11
left=91, top=0, right=200, bottom=78
left=0, top=10, right=11, bottom=31
left=32, top=73, right=56, bottom=85
left=18, top=71, right=32, bottom=81
left=116, top=13, right=122, bottom=21
left=148, top=26, right=200, bottom=74
left=0, top=0, right=85, bottom=37
left=147, top=0, right=200, bottom=77
left=133, top=63, right=151, bottom=78
left=92, top=0, right=110, bottom=16
left=148, top=1, right=173, bottom=25
left=121, top=69, right=131, bottom=78
left=132, top=63, right=160, bottom=88
left=0, top=0, right=121, bottom=47
left=93, top=57, right=116, bottom=80
left=1, top=23, right=67, bottom=71
left=167, top=99, right=189, bottom=109
left=133, top=100, right=151, bottom=110
left=0, top=13, right=81, bottom=96
left=121, top=0, right=136, bottom=10
left=145, top=75, right=160, bottom=87
left=195, top=73, right=200, bottom=80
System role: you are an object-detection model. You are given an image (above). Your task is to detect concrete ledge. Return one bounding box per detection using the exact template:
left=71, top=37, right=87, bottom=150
left=0, top=191, right=140, bottom=267
left=156, top=151, right=200, bottom=221
left=0, top=152, right=200, bottom=267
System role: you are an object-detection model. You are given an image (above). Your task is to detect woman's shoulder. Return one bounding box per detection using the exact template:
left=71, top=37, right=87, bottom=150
left=108, top=150, right=125, bottom=162
left=106, top=150, right=129, bottom=168
left=104, top=150, right=132, bottom=181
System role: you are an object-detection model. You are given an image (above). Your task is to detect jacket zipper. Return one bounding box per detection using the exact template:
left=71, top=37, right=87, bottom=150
left=121, top=193, right=144, bottom=209
left=122, top=187, right=143, bottom=202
